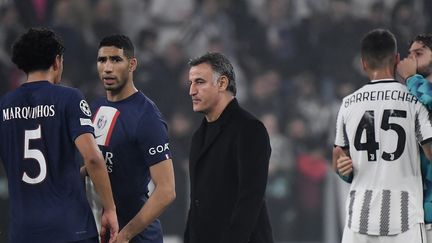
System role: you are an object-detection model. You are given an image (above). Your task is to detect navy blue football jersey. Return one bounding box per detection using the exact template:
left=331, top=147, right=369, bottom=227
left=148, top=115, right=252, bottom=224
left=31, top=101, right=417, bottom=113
left=92, top=91, right=171, bottom=243
left=0, top=81, right=98, bottom=242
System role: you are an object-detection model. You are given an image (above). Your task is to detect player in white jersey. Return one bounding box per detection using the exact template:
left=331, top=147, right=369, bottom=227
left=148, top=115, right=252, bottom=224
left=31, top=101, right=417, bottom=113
left=333, top=29, right=432, bottom=243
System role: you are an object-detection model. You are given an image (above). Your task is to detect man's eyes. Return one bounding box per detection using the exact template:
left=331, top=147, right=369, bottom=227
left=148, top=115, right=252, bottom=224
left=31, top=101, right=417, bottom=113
left=189, top=80, right=205, bottom=85
left=97, top=57, right=123, bottom=62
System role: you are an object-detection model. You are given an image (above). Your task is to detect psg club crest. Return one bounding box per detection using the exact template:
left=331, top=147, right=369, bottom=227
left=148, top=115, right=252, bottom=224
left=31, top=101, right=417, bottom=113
left=97, top=115, right=107, bottom=130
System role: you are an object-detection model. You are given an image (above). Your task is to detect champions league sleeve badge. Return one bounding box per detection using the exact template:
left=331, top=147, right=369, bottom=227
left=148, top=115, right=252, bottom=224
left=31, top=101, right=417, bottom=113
left=79, top=100, right=92, bottom=117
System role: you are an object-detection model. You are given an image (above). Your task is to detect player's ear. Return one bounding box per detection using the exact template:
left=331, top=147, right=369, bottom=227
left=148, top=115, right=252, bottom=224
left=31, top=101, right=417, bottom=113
left=129, top=58, right=137, bottom=72
left=52, top=55, right=62, bottom=71
left=218, top=75, right=229, bottom=91
left=395, top=53, right=400, bottom=64
left=360, top=57, right=367, bottom=71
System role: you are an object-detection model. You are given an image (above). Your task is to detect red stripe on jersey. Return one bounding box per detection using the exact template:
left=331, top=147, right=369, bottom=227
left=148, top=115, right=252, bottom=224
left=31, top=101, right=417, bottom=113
left=104, top=110, right=120, bottom=146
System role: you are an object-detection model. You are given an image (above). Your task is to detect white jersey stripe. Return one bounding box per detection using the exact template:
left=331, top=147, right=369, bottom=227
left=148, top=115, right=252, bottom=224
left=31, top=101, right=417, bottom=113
left=93, top=106, right=120, bottom=146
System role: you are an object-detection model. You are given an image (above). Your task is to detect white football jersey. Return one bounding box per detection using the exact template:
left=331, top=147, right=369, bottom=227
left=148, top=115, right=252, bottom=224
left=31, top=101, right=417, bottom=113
left=334, top=79, right=432, bottom=236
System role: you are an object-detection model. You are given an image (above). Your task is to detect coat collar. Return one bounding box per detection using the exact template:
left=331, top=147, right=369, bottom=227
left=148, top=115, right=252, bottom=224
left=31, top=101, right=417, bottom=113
left=206, top=97, right=238, bottom=126
left=190, top=98, right=238, bottom=167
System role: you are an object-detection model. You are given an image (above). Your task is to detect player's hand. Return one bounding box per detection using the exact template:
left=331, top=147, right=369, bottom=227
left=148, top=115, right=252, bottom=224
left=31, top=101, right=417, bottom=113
left=100, top=208, right=119, bottom=243
left=336, top=154, right=353, bottom=176
left=80, top=165, right=88, bottom=177
left=113, top=231, right=130, bottom=243
left=396, top=56, right=417, bottom=82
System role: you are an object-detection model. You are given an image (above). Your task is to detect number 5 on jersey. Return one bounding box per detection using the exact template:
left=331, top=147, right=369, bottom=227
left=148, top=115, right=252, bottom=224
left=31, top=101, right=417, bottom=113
left=354, top=109, right=406, bottom=162
left=23, top=125, right=47, bottom=184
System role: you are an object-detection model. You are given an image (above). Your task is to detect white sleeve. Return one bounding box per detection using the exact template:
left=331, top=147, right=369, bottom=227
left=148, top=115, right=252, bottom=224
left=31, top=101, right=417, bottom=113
left=416, top=103, right=432, bottom=145
left=334, top=102, right=349, bottom=147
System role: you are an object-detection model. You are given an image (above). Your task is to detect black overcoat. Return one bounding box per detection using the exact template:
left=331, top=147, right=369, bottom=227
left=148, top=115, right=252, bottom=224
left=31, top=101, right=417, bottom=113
left=184, top=99, right=274, bottom=243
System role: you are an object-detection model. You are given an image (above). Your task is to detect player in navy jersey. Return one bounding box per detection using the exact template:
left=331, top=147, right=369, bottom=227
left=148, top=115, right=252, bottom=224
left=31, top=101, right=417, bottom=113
left=333, top=29, right=432, bottom=243
left=86, top=34, right=175, bottom=243
left=0, top=28, right=118, bottom=242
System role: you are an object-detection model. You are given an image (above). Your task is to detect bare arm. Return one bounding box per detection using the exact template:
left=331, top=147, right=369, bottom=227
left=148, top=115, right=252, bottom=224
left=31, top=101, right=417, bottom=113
left=75, top=133, right=118, bottom=242
left=115, top=159, right=176, bottom=242
left=422, top=143, right=432, bottom=161
left=332, top=146, right=350, bottom=173
left=333, top=146, right=353, bottom=183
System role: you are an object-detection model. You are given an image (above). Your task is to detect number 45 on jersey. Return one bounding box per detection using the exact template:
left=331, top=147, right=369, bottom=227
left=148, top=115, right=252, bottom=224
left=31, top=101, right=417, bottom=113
left=354, top=109, right=406, bottom=162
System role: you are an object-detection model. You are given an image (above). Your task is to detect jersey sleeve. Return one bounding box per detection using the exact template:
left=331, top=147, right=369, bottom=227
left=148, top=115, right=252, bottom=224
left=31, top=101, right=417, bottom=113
left=334, top=102, right=349, bottom=148
left=136, top=112, right=171, bottom=167
left=415, top=101, right=432, bottom=145
left=66, top=89, right=94, bottom=141
left=407, top=74, right=432, bottom=111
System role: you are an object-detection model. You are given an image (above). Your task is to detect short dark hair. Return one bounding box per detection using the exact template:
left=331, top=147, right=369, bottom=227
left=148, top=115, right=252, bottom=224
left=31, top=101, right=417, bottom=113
left=11, top=27, right=65, bottom=74
left=189, top=52, right=236, bottom=95
left=98, top=34, right=135, bottom=58
left=410, top=34, right=432, bottom=51
left=361, top=29, right=397, bottom=70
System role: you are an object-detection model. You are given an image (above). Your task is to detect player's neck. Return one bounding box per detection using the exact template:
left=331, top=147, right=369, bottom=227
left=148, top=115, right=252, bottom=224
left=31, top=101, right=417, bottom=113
left=204, top=95, right=234, bottom=122
left=368, top=69, right=395, bottom=81
left=107, top=81, right=138, bottom=102
left=26, top=70, right=56, bottom=84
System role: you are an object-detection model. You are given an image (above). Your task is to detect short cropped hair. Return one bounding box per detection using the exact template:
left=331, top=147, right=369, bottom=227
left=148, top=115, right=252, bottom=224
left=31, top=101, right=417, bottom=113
left=98, top=34, right=135, bottom=59
left=189, top=52, right=236, bottom=95
left=361, top=29, right=397, bottom=70
left=410, top=34, right=432, bottom=51
left=11, top=27, right=65, bottom=74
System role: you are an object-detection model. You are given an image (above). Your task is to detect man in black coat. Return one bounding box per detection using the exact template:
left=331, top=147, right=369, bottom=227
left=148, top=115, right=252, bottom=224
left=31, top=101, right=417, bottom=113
left=184, top=52, right=274, bottom=243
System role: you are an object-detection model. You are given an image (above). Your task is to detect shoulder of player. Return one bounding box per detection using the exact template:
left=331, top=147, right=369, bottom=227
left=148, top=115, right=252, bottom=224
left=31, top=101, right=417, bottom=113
left=136, top=107, right=164, bottom=126
left=90, top=97, right=107, bottom=109
left=0, top=89, right=16, bottom=104
left=130, top=95, right=164, bottom=124
left=50, top=84, right=84, bottom=98
left=136, top=93, right=164, bottom=117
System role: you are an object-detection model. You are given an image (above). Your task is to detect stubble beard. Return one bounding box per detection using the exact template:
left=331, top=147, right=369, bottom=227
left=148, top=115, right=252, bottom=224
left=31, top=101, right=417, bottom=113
left=104, top=78, right=128, bottom=97
left=417, top=60, right=432, bottom=78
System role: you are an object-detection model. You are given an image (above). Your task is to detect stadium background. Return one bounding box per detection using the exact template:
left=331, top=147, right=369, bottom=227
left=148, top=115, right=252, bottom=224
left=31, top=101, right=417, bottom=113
left=0, top=0, right=430, bottom=242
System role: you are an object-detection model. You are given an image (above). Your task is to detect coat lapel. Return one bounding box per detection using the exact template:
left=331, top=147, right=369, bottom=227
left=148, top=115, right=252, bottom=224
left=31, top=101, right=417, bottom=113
left=189, top=120, right=205, bottom=169
left=189, top=98, right=238, bottom=170
left=197, top=122, right=222, bottom=161
left=189, top=119, right=222, bottom=170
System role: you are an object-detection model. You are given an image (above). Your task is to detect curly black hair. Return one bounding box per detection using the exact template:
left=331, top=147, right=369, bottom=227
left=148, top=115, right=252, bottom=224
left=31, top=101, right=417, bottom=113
left=410, top=34, right=432, bottom=51
left=11, top=27, right=65, bottom=74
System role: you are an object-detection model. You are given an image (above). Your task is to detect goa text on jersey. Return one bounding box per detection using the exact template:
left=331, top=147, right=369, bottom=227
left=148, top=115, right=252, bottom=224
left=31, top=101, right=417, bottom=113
left=0, top=81, right=97, bottom=242
left=92, top=91, right=171, bottom=243
left=334, top=79, right=432, bottom=236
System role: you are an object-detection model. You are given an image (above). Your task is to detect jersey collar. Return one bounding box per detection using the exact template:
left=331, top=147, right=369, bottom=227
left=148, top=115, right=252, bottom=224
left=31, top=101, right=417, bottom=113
left=367, top=79, right=397, bottom=84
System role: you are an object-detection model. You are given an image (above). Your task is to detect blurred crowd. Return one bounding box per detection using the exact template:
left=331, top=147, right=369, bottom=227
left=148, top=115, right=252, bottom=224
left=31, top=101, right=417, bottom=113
left=0, top=0, right=431, bottom=242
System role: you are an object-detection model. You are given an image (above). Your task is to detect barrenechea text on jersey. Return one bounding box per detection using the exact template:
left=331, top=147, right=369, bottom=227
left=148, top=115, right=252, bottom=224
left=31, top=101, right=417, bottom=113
left=344, top=89, right=419, bottom=108
left=2, top=105, right=55, bottom=121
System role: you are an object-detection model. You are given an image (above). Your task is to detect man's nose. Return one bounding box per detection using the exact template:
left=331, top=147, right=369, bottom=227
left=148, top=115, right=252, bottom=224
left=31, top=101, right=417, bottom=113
left=189, top=83, right=197, bottom=96
left=104, top=61, right=113, bottom=72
